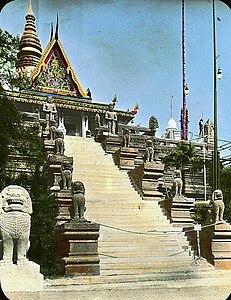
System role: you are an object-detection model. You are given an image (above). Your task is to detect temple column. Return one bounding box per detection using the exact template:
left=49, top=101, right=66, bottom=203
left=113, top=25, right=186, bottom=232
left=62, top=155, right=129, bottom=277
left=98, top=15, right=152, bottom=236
left=81, top=113, right=89, bottom=138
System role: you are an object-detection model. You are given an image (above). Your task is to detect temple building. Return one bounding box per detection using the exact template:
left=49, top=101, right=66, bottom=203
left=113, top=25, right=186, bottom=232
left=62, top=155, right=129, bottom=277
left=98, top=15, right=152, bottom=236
left=9, top=1, right=135, bottom=137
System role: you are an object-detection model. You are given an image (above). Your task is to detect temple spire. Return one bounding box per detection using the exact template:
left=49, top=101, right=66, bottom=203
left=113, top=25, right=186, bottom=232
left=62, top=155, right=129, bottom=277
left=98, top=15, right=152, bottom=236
left=17, top=0, right=42, bottom=75
left=28, top=0, right=33, bottom=15
left=55, top=13, right=59, bottom=40
left=50, top=22, right=54, bottom=42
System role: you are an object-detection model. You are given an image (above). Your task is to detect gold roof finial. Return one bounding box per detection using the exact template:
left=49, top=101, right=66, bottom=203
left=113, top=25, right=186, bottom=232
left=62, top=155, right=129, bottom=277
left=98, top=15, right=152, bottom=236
left=28, top=0, right=34, bottom=16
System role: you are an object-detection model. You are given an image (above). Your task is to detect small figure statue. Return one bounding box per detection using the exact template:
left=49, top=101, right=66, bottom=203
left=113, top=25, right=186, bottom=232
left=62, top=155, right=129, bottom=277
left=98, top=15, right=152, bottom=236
left=204, top=119, right=214, bottom=143
left=212, top=189, right=225, bottom=223
left=43, top=96, right=57, bottom=121
left=0, top=185, right=33, bottom=265
left=199, top=119, right=203, bottom=136
left=105, top=104, right=117, bottom=135
left=57, top=113, right=66, bottom=136
left=144, top=139, right=155, bottom=162
left=95, top=113, right=101, bottom=128
left=72, top=181, right=86, bottom=220
left=173, top=169, right=183, bottom=196
left=86, top=88, right=92, bottom=99
left=61, top=161, right=73, bottom=190
left=111, top=95, right=118, bottom=108
left=149, top=116, right=159, bottom=136
left=49, top=119, right=57, bottom=140
left=122, top=128, right=130, bottom=147
left=55, top=129, right=65, bottom=155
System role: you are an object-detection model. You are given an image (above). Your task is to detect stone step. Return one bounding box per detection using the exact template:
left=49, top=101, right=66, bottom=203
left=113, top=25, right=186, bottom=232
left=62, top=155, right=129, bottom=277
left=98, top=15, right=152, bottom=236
left=64, top=137, right=211, bottom=278
left=99, top=240, right=190, bottom=247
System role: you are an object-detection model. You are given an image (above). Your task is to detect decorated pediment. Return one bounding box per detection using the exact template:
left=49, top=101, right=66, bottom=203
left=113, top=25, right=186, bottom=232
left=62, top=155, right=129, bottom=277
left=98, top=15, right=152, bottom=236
left=31, top=38, right=88, bottom=98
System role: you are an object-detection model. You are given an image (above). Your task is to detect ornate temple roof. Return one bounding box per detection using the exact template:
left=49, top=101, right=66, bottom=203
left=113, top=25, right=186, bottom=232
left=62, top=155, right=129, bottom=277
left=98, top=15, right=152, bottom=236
left=17, top=0, right=42, bottom=74
left=31, top=35, right=89, bottom=99
left=6, top=90, right=134, bottom=120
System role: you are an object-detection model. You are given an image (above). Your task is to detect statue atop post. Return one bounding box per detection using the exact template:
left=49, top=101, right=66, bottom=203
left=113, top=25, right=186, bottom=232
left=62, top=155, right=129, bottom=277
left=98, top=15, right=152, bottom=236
left=61, top=160, right=73, bottom=190
left=0, top=185, right=32, bottom=266
left=43, top=96, right=57, bottom=121
left=95, top=113, right=101, bottom=128
left=149, top=116, right=159, bottom=136
left=212, top=189, right=225, bottom=223
left=144, top=139, right=155, bottom=162
left=173, top=169, right=183, bottom=197
left=199, top=119, right=203, bottom=136
left=105, top=104, right=117, bottom=135
left=71, top=181, right=86, bottom=220
left=204, top=119, right=214, bottom=144
left=55, top=129, right=65, bottom=155
left=49, top=119, right=57, bottom=140
left=122, top=128, right=130, bottom=148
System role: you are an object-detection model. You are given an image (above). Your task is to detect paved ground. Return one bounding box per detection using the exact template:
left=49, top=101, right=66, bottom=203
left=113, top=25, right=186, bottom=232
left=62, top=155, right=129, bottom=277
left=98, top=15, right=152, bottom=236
left=5, top=280, right=231, bottom=300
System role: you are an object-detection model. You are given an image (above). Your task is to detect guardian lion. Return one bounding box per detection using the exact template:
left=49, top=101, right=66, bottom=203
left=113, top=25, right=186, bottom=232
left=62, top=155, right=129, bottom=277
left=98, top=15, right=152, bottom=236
left=0, top=185, right=32, bottom=265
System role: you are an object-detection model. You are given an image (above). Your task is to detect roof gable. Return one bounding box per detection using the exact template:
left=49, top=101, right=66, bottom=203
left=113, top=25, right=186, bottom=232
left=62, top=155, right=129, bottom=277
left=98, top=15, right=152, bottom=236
left=31, top=38, right=88, bottom=98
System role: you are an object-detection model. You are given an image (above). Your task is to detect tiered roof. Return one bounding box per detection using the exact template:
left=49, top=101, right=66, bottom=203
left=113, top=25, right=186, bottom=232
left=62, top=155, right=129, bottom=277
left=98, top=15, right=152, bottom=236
left=17, top=0, right=42, bottom=74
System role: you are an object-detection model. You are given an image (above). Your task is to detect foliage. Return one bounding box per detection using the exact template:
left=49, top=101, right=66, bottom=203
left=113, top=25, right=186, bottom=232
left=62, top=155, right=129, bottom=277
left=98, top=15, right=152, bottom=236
left=192, top=201, right=212, bottom=225
left=0, top=29, right=58, bottom=276
left=220, top=167, right=231, bottom=223
left=28, top=168, right=59, bottom=277
left=0, top=28, right=31, bottom=90
left=162, top=142, right=203, bottom=192
left=163, top=142, right=203, bottom=172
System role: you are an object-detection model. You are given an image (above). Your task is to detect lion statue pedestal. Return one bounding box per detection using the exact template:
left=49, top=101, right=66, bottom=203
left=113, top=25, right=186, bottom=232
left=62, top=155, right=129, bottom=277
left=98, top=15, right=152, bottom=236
left=0, top=185, right=43, bottom=293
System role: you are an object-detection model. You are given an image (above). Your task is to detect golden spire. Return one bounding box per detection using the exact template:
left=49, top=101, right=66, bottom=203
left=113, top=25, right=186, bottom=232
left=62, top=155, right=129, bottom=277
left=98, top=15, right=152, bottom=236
left=28, top=0, right=33, bottom=16
left=17, top=0, right=42, bottom=75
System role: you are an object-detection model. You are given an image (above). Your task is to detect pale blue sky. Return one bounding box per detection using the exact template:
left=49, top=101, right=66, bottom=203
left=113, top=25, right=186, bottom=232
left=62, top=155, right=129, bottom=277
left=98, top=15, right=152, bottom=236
left=0, top=0, right=231, bottom=142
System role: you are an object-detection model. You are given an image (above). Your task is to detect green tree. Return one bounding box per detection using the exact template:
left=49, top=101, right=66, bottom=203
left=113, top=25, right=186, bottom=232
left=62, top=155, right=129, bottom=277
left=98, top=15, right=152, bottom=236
left=163, top=141, right=203, bottom=192
left=0, top=28, right=31, bottom=90
left=0, top=29, right=58, bottom=276
left=220, top=166, right=231, bottom=223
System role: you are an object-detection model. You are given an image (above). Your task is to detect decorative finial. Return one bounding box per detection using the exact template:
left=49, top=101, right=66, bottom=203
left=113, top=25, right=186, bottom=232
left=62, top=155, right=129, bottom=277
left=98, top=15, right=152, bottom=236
left=55, top=13, right=59, bottom=40
left=171, top=95, right=173, bottom=118
left=50, top=22, right=54, bottom=42
left=28, top=0, right=33, bottom=15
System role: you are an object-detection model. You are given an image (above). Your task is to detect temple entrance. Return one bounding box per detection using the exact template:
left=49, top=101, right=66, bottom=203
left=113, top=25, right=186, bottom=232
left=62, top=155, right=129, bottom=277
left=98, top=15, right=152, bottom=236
left=65, top=116, right=82, bottom=136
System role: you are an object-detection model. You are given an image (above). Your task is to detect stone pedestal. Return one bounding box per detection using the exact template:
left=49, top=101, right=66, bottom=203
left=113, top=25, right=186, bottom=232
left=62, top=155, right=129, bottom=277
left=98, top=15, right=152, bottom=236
left=142, top=162, right=164, bottom=200
left=115, top=147, right=139, bottom=170
left=47, top=155, right=73, bottom=192
left=0, top=262, right=43, bottom=292
left=56, top=190, right=72, bottom=225
left=170, top=195, right=194, bottom=226
left=101, top=135, right=121, bottom=154
left=43, top=138, right=55, bottom=155
left=57, top=219, right=100, bottom=276
left=212, top=221, right=231, bottom=269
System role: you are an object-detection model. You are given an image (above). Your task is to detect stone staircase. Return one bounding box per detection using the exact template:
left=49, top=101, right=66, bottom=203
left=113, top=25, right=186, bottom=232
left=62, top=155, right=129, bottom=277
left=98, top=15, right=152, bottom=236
left=64, top=136, right=214, bottom=279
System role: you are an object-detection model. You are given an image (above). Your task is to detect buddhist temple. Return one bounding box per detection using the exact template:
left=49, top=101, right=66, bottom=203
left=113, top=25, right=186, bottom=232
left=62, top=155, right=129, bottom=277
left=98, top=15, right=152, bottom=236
left=10, top=1, right=135, bottom=137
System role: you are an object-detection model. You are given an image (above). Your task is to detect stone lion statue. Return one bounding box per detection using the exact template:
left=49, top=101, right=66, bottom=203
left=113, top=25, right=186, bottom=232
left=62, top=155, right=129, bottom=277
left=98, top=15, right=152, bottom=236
left=55, top=129, right=65, bottom=155
left=144, top=139, right=155, bottom=162
left=173, top=169, right=183, bottom=196
left=212, top=189, right=225, bottom=223
left=71, top=181, right=86, bottom=220
left=61, top=160, right=73, bottom=190
left=0, top=185, right=32, bottom=266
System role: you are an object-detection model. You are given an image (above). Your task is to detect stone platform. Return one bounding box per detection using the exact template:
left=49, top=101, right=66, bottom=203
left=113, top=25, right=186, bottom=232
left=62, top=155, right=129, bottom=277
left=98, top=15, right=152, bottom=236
left=212, top=221, right=231, bottom=269
left=0, top=261, right=43, bottom=293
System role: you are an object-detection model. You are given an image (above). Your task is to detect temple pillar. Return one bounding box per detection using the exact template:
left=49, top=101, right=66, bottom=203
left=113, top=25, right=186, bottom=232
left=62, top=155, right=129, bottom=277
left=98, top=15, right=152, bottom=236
left=81, top=113, right=89, bottom=138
